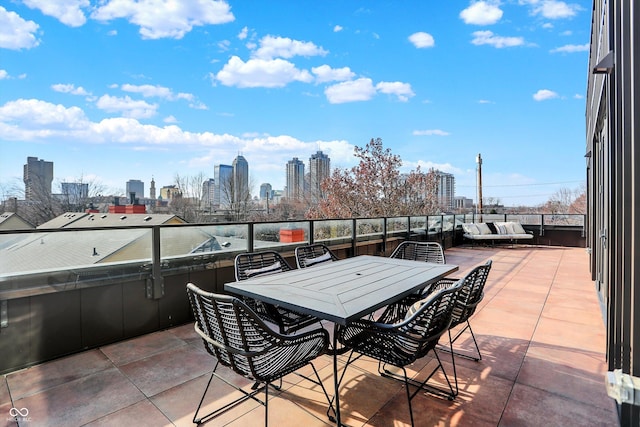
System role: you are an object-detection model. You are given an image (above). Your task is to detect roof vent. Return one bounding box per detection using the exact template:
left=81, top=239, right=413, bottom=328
left=144, top=216, right=152, bottom=221
left=120, top=215, right=126, bottom=220
left=92, top=247, right=99, bottom=256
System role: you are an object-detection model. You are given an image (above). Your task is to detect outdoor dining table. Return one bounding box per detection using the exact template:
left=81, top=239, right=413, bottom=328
left=224, top=254, right=458, bottom=426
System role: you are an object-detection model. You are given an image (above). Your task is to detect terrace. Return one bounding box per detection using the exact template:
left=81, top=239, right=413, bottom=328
left=0, top=215, right=618, bottom=425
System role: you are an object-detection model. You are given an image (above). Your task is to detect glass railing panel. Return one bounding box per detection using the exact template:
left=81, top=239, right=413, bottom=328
left=478, top=214, right=506, bottom=223
left=254, top=221, right=310, bottom=250
left=543, top=214, right=585, bottom=226
left=506, top=214, right=542, bottom=225
left=442, top=215, right=455, bottom=232
left=356, top=218, right=383, bottom=242
left=409, top=216, right=427, bottom=236
left=160, top=224, right=247, bottom=262
left=387, top=216, right=408, bottom=238
left=427, top=215, right=442, bottom=234
left=313, top=219, right=352, bottom=244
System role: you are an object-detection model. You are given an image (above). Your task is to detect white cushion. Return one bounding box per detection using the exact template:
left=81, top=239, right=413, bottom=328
left=494, top=223, right=508, bottom=235
left=305, top=252, right=332, bottom=266
left=476, top=223, right=493, bottom=235
left=510, top=222, right=526, bottom=234
left=462, top=223, right=479, bottom=235
left=245, top=261, right=282, bottom=277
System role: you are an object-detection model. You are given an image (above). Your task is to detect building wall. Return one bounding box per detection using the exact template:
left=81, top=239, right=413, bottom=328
left=586, top=1, right=640, bottom=424
left=309, top=151, right=330, bottom=202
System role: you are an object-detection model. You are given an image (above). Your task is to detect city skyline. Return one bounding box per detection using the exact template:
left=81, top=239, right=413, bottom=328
left=1, top=1, right=589, bottom=206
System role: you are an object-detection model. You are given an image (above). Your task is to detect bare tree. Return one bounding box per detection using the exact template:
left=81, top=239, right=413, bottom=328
left=308, top=138, right=439, bottom=218
left=219, top=172, right=254, bottom=221
left=172, top=172, right=207, bottom=222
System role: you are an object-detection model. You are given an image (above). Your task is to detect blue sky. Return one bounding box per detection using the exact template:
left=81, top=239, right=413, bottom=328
left=0, top=0, right=590, bottom=206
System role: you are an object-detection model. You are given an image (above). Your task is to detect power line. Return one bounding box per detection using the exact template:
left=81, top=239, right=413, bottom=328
left=457, top=180, right=583, bottom=189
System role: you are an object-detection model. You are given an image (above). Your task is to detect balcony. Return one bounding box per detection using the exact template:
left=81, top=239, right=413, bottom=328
left=1, top=239, right=617, bottom=426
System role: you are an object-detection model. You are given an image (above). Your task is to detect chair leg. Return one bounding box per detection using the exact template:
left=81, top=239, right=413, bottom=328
left=193, top=363, right=266, bottom=425
left=441, top=320, right=482, bottom=362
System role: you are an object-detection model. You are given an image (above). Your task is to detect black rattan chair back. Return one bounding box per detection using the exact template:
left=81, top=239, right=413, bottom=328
left=235, top=250, right=293, bottom=281
left=337, top=282, right=462, bottom=426
left=186, top=283, right=329, bottom=426
left=390, top=241, right=446, bottom=264
left=233, top=251, right=320, bottom=334
left=295, top=243, right=339, bottom=268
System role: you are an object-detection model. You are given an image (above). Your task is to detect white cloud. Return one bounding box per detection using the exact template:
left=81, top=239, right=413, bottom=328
left=0, top=99, right=89, bottom=133
left=215, top=56, right=313, bottom=88
left=333, top=25, right=343, bottom=32
left=164, top=115, right=178, bottom=123
left=408, top=32, right=435, bottom=48
left=460, top=1, right=503, bottom=25
left=0, top=6, right=40, bottom=50
left=311, top=65, right=355, bottom=83
left=478, top=99, right=493, bottom=104
left=529, top=0, right=580, bottom=19
left=471, top=31, right=525, bottom=48
left=120, top=84, right=173, bottom=98
left=0, top=70, right=8, bottom=80
left=325, top=78, right=377, bottom=104
left=533, top=89, right=559, bottom=101
left=550, top=43, right=589, bottom=53
left=96, top=94, right=158, bottom=118
left=376, top=81, right=415, bottom=102
left=23, top=0, right=89, bottom=27
left=252, top=35, right=328, bottom=60
left=413, top=129, right=450, bottom=136
left=238, top=26, right=248, bottom=40
left=51, top=83, right=91, bottom=96
left=91, top=0, right=235, bottom=40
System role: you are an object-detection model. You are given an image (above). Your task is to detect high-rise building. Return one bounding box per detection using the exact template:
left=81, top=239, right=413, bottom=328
left=126, top=179, right=144, bottom=201
left=232, top=155, right=249, bottom=204
left=23, top=157, right=53, bottom=200
left=286, top=158, right=305, bottom=200
left=435, top=171, right=456, bottom=212
left=214, top=164, right=233, bottom=207
left=259, top=183, right=272, bottom=200
left=202, top=178, right=215, bottom=208
left=309, top=150, right=330, bottom=203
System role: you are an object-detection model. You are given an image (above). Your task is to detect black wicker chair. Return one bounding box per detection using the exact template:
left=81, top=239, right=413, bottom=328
left=294, top=243, right=339, bottom=269
left=186, top=283, right=330, bottom=426
left=390, top=241, right=446, bottom=264
left=234, top=250, right=320, bottom=334
left=336, top=282, right=462, bottom=427
left=392, top=260, right=493, bottom=395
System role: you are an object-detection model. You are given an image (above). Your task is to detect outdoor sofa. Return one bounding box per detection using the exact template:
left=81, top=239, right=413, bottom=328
left=462, top=221, right=534, bottom=245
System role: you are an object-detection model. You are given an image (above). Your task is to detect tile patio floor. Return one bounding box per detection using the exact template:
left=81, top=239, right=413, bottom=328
left=1, top=246, right=619, bottom=426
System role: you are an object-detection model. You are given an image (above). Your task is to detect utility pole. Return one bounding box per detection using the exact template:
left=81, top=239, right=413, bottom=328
left=476, top=153, right=483, bottom=222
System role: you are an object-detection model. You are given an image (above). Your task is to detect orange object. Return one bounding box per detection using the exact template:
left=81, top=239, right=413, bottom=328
left=280, top=228, right=305, bottom=243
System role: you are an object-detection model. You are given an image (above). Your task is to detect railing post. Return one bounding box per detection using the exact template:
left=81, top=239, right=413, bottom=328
left=146, top=225, right=164, bottom=299
left=382, top=217, right=387, bottom=254
left=309, top=220, right=315, bottom=244
left=248, top=223, right=254, bottom=252
left=351, top=219, right=357, bottom=256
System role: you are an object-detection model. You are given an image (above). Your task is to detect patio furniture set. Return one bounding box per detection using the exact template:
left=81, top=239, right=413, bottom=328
left=186, top=242, right=493, bottom=427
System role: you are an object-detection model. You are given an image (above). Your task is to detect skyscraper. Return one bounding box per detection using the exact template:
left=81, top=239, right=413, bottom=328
left=435, top=171, right=456, bottom=212
left=214, top=164, right=233, bottom=207
left=202, top=178, right=215, bottom=208
left=309, top=150, right=330, bottom=203
left=286, top=157, right=305, bottom=200
left=23, top=157, right=53, bottom=200
left=232, top=155, right=249, bottom=204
